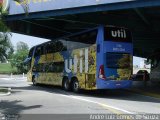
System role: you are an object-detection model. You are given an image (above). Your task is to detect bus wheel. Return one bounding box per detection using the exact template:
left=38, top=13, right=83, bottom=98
left=72, top=79, right=79, bottom=93
left=62, top=78, right=70, bottom=91
left=32, top=76, right=37, bottom=86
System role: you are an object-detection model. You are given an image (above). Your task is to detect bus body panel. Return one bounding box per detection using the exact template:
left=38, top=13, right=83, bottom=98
left=27, top=25, right=133, bottom=90
left=104, top=41, right=133, bottom=82
left=96, top=26, right=133, bottom=89
left=96, top=79, right=132, bottom=89
left=61, top=45, right=96, bottom=89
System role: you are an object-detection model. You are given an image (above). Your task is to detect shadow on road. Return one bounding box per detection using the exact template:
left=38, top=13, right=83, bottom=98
left=12, top=84, right=160, bottom=103
left=0, top=100, right=42, bottom=114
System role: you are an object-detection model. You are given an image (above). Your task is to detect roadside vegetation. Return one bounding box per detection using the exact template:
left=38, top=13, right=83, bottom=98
left=0, top=87, right=8, bottom=93
left=0, top=42, right=29, bottom=74
left=0, top=63, right=17, bottom=74
left=0, top=2, right=29, bottom=75
left=10, top=42, right=29, bottom=74
left=0, top=7, right=14, bottom=64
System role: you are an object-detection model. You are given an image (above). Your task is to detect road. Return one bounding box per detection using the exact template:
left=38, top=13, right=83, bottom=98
left=0, top=77, right=160, bottom=119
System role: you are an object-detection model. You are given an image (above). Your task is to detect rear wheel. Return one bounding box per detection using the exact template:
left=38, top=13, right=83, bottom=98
left=62, top=78, right=70, bottom=91
left=72, top=79, right=79, bottom=93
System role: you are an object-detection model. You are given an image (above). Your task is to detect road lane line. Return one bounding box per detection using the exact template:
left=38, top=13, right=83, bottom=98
left=59, top=94, right=134, bottom=114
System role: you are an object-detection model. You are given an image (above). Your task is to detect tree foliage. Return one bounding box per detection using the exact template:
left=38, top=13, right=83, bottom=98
left=16, top=41, right=29, bottom=52
left=10, top=42, right=29, bottom=74
left=0, top=4, right=14, bottom=62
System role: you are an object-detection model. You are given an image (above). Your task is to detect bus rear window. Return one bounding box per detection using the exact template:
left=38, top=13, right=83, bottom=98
left=106, top=52, right=131, bottom=68
left=104, top=26, right=132, bottom=43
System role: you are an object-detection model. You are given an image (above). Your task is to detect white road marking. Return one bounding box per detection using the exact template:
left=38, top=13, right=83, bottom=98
left=59, top=94, right=134, bottom=114
left=0, top=77, right=27, bottom=81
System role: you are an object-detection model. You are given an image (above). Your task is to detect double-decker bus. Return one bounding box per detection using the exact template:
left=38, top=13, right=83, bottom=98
left=27, top=25, right=133, bottom=92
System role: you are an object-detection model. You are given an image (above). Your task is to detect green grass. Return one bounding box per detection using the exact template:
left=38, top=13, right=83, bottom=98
left=0, top=88, right=8, bottom=93
left=0, top=63, right=17, bottom=74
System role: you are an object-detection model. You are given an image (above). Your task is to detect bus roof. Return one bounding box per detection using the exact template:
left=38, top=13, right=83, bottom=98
left=29, top=25, right=131, bottom=50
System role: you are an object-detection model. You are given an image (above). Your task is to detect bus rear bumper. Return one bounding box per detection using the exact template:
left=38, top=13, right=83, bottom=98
left=96, top=79, right=132, bottom=89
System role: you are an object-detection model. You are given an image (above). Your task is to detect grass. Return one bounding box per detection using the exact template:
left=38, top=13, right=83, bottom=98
left=0, top=63, right=17, bottom=74
left=0, top=88, right=8, bottom=93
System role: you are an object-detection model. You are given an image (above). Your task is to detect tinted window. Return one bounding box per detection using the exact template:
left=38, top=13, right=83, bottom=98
left=29, top=47, right=34, bottom=57
left=55, top=41, right=67, bottom=52
left=67, top=30, right=97, bottom=50
left=40, top=45, right=44, bottom=55
left=33, top=62, right=64, bottom=73
left=32, top=63, right=44, bottom=72
left=45, top=40, right=67, bottom=53
left=49, top=62, right=64, bottom=72
left=44, top=62, right=64, bottom=72
left=46, top=42, right=55, bottom=53
left=106, top=52, right=131, bottom=68
left=104, top=26, right=132, bottom=42
left=34, top=46, right=41, bottom=57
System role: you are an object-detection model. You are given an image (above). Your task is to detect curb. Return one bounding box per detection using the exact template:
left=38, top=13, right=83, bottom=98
left=0, top=88, right=11, bottom=96
left=127, top=89, right=160, bottom=99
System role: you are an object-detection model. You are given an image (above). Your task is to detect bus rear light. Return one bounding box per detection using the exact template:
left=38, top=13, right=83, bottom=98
left=99, top=65, right=106, bottom=80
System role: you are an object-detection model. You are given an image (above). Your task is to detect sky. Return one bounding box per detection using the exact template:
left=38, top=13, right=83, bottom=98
left=133, top=56, right=145, bottom=67
left=11, top=33, right=143, bottom=66
left=11, top=33, right=50, bottom=49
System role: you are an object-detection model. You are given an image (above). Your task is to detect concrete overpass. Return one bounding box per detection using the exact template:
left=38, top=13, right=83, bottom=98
left=5, top=0, right=160, bottom=57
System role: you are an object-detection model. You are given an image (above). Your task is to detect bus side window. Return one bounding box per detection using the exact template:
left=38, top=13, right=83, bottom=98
left=44, top=64, right=49, bottom=72
left=97, top=44, right=100, bottom=53
left=49, top=62, right=64, bottom=73
left=42, top=64, right=45, bottom=72
left=55, top=40, right=67, bottom=52
left=45, top=44, right=48, bottom=54
left=41, top=46, right=44, bottom=55
left=67, top=30, right=97, bottom=50
left=46, top=43, right=51, bottom=53
left=34, top=46, right=41, bottom=57
left=29, top=47, right=34, bottom=57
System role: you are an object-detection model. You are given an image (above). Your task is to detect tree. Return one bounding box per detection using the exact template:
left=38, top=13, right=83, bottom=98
left=10, top=42, right=29, bottom=74
left=0, top=0, right=29, bottom=63
left=0, top=0, right=29, bottom=62
left=0, top=3, right=14, bottom=62
left=16, top=41, right=29, bottom=52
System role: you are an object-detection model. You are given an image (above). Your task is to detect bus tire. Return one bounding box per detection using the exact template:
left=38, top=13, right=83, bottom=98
left=72, top=79, right=79, bottom=93
left=62, top=78, right=70, bottom=91
left=32, top=76, right=37, bottom=86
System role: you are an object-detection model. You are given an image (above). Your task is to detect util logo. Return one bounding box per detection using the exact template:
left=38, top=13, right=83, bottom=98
left=111, top=29, right=127, bottom=38
left=0, top=0, right=10, bottom=12
left=65, top=48, right=88, bottom=74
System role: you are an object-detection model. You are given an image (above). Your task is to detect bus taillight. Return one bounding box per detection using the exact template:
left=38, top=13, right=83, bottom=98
left=99, top=65, right=106, bottom=80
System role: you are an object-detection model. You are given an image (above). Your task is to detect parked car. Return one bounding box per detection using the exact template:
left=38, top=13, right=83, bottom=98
left=132, top=70, right=150, bottom=81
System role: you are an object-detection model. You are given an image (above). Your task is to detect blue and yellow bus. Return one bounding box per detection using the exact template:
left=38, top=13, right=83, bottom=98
left=27, top=25, right=133, bottom=92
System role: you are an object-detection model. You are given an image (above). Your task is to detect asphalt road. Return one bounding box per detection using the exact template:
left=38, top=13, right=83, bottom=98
left=0, top=77, right=160, bottom=120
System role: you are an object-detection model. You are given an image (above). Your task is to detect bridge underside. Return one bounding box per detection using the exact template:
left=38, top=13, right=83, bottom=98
left=6, top=1, right=160, bottom=58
